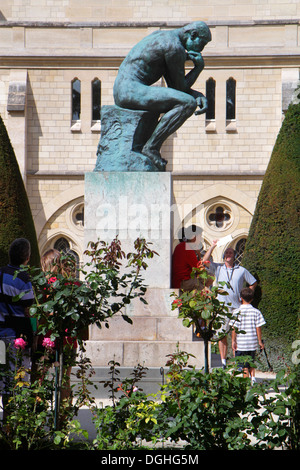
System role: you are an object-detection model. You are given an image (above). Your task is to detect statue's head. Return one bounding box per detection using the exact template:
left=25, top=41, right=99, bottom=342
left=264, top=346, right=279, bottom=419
left=179, top=21, right=211, bottom=53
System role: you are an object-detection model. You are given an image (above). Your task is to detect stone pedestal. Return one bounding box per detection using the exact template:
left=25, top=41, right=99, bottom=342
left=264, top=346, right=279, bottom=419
left=84, top=171, right=207, bottom=369
left=85, top=171, right=171, bottom=287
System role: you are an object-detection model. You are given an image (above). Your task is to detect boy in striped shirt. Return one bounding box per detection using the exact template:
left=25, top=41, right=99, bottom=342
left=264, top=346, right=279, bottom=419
left=231, top=287, right=266, bottom=384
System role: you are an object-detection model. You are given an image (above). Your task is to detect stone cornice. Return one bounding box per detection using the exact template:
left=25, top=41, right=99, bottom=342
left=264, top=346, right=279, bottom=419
left=27, top=170, right=265, bottom=178
left=1, top=19, right=299, bottom=68
left=0, top=54, right=299, bottom=69
left=0, top=19, right=299, bottom=28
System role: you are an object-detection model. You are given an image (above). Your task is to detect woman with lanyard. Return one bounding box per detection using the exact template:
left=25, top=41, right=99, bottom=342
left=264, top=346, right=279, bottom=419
left=203, top=242, right=257, bottom=369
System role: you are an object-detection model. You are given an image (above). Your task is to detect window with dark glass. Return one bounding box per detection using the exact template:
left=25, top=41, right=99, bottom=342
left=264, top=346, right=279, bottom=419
left=54, top=237, right=80, bottom=276
left=235, top=238, right=247, bottom=266
left=72, top=78, right=81, bottom=121
left=206, top=78, right=216, bottom=120
left=92, top=79, right=101, bottom=121
left=226, top=78, right=236, bottom=120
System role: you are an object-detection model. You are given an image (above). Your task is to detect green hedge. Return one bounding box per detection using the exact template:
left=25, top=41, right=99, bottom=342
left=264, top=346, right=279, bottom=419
left=242, top=102, right=300, bottom=370
left=0, top=114, right=40, bottom=267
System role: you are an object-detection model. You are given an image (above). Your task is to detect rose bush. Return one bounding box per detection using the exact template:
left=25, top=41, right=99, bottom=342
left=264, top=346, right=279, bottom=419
left=0, top=237, right=157, bottom=443
left=171, top=258, right=238, bottom=372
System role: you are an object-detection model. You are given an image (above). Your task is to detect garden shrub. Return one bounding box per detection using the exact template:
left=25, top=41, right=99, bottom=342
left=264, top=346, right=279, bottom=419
left=0, top=114, right=40, bottom=267
left=242, top=101, right=300, bottom=370
left=92, top=350, right=299, bottom=450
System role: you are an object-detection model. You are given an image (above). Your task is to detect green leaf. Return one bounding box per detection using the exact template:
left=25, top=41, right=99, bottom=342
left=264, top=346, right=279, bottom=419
left=54, top=434, right=62, bottom=445
left=273, top=406, right=286, bottom=416
left=201, top=309, right=211, bottom=320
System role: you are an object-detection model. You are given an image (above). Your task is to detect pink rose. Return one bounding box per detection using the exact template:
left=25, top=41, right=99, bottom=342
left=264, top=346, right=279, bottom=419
left=14, top=338, right=27, bottom=350
left=42, top=337, right=56, bottom=350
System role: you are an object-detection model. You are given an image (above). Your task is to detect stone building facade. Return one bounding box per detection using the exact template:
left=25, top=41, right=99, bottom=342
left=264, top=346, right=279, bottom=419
left=0, top=1, right=299, bottom=367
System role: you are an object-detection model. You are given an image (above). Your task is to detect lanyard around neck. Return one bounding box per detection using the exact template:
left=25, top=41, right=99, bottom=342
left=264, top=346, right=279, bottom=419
left=225, top=265, right=235, bottom=291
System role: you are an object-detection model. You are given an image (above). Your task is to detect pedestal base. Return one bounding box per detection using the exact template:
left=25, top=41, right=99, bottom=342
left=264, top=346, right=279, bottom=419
left=84, top=172, right=208, bottom=369
left=84, top=287, right=207, bottom=368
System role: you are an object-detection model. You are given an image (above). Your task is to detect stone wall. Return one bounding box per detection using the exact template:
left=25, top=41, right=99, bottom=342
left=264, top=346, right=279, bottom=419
left=1, top=0, right=299, bottom=22
left=0, top=4, right=298, bottom=265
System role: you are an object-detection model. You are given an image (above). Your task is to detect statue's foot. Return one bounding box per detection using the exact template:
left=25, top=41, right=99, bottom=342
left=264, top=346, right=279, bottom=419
left=142, top=147, right=167, bottom=171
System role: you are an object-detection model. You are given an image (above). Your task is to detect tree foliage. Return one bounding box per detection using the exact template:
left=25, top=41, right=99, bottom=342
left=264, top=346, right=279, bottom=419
left=242, top=101, right=300, bottom=369
left=0, top=114, right=40, bottom=267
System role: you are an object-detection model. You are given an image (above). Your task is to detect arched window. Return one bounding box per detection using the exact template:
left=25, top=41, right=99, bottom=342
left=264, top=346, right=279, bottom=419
left=234, top=238, right=247, bottom=266
left=54, top=237, right=80, bottom=276
left=206, top=78, right=216, bottom=120
left=92, top=78, right=101, bottom=121
left=71, top=78, right=81, bottom=121
left=226, top=77, right=236, bottom=121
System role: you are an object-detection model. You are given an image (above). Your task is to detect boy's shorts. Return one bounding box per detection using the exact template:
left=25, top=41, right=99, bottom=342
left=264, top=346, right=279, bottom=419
left=235, top=350, right=256, bottom=370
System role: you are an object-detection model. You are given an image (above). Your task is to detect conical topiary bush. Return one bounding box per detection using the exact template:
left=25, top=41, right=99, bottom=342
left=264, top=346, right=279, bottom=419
left=242, top=99, right=300, bottom=371
left=0, top=114, right=40, bottom=267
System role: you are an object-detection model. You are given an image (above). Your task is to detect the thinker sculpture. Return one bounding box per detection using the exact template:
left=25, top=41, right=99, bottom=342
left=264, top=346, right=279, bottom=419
left=95, top=21, right=211, bottom=172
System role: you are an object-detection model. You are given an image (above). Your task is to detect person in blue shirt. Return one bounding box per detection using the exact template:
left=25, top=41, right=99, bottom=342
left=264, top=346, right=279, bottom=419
left=203, top=241, right=257, bottom=368
left=0, top=238, right=34, bottom=421
left=0, top=238, right=34, bottom=336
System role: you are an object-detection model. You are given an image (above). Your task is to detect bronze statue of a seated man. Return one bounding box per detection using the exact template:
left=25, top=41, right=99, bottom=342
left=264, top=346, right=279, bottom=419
left=113, top=21, right=211, bottom=171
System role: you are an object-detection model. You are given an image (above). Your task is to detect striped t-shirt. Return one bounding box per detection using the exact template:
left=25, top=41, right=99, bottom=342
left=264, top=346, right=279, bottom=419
left=230, top=304, right=266, bottom=351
